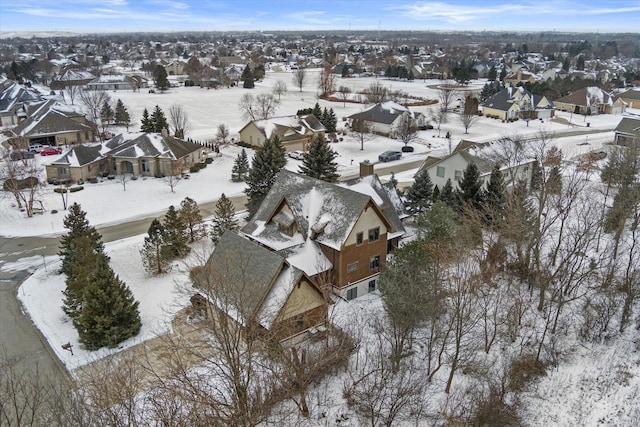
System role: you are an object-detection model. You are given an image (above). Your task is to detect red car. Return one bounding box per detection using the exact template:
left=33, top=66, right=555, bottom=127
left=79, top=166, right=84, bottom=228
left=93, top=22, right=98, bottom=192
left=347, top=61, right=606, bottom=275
left=40, top=147, right=63, bottom=156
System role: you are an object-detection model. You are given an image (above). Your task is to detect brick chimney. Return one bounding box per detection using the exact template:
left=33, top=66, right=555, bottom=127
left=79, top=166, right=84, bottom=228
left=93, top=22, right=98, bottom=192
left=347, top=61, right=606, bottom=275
left=360, top=160, right=374, bottom=177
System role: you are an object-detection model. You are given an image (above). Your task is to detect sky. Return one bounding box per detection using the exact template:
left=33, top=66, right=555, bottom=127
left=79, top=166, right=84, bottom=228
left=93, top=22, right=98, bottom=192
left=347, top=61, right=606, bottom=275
left=1, top=0, right=639, bottom=34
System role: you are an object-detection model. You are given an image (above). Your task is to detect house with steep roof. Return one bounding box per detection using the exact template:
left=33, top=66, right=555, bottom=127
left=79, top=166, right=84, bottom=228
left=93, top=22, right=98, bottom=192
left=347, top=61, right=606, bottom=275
left=44, top=144, right=106, bottom=182
left=555, top=87, right=626, bottom=115
left=347, top=101, right=427, bottom=137
left=0, top=79, right=43, bottom=128
left=192, top=230, right=328, bottom=342
left=418, top=139, right=536, bottom=191
left=10, top=100, right=95, bottom=146
left=481, top=86, right=555, bottom=121
left=238, top=114, right=326, bottom=152
left=103, top=131, right=204, bottom=176
left=241, top=169, right=405, bottom=300
left=615, top=88, right=640, bottom=109
left=504, top=69, right=538, bottom=87
left=614, top=116, right=640, bottom=147
left=86, top=75, right=137, bottom=91
left=50, top=69, right=95, bottom=90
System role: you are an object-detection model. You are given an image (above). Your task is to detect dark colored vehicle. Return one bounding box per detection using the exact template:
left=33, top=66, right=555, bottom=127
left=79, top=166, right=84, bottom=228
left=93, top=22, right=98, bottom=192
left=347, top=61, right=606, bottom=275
left=378, top=150, right=402, bottom=162
left=40, top=147, right=63, bottom=156
left=9, top=150, right=35, bottom=160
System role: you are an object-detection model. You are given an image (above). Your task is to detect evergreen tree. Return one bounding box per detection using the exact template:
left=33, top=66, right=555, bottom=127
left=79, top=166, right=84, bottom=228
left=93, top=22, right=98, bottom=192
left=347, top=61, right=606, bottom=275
left=547, top=165, right=563, bottom=194
left=325, top=108, right=337, bottom=133
left=438, top=178, right=457, bottom=209
left=407, top=70, right=415, bottom=81
left=151, top=105, right=169, bottom=133
left=140, top=108, right=154, bottom=133
left=432, top=185, right=440, bottom=202
left=153, top=64, right=169, bottom=92
left=211, top=193, right=239, bottom=244
left=312, top=102, right=322, bottom=121
left=499, top=67, right=507, bottom=82
left=141, top=219, right=170, bottom=275
left=457, top=162, right=484, bottom=210
left=321, top=107, right=330, bottom=129
left=231, top=148, right=250, bottom=182
left=179, top=197, right=204, bottom=243
left=163, top=205, right=190, bottom=258
left=483, top=164, right=506, bottom=226
left=100, top=101, right=114, bottom=126
left=299, top=134, right=339, bottom=182
left=405, top=168, right=434, bottom=214
left=74, top=254, right=141, bottom=350
left=245, top=136, right=286, bottom=217
left=530, top=160, right=543, bottom=190
left=62, top=235, right=102, bottom=321
left=58, top=203, right=105, bottom=279
left=241, top=65, right=254, bottom=89
left=487, top=65, right=497, bottom=81
left=114, top=99, right=131, bottom=130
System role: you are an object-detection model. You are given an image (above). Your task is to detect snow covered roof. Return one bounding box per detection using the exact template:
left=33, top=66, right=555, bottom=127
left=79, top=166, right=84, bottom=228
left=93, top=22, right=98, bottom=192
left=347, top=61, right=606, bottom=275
left=12, top=100, right=92, bottom=138
left=348, top=101, right=423, bottom=125
left=243, top=114, right=325, bottom=142
left=556, top=87, right=615, bottom=107
left=104, top=132, right=202, bottom=160
left=50, top=145, right=102, bottom=167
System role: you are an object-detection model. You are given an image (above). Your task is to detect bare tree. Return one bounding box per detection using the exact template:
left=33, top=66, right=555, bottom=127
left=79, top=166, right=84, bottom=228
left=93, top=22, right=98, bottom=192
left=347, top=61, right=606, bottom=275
left=459, top=95, right=479, bottom=134
left=291, top=67, right=307, bottom=92
left=255, top=93, right=280, bottom=120
left=1, top=143, right=42, bottom=217
left=318, top=65, right=336, bottom=98
left=438, top=81, right=459, bottom=113
left=216, top=123, right=230, bottom=145
left=239, top=93, right=257, bottom=121
left=64, top=84, right=80, bottom=105
left=351, top=118, right=374, bottom=151
left=430, top=108, right=448, bottom=137
left=118, top=173, right=132, bottom=191
left=363, top=81, right=388, bottom=104
left=78, top=89, right=111, bottom=141
left=337, top=85, right=352, bottom=107
left=395, top=113, right=419, bottom=146
left=168, top=104, right=191, bottom=139
left=163, top=161, right=184, bottom=193
left=272, top=80, right=288, bottom=100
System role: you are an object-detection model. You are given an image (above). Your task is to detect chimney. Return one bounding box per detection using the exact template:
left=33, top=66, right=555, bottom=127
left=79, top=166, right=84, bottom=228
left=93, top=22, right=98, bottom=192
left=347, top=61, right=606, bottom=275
left=161, top=128, right=168, bottom=137
left=360, top=160, right=374, bottom=177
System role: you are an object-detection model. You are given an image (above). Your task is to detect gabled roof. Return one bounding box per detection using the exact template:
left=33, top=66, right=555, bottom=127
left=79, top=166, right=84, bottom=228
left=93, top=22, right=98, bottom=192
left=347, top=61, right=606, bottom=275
left=104, top=132, right=201, bottom=159
left=12, top=100, right=92, bottom=137
left=239, top=114, right=325, bottom=143
left=616, top=88, right=640, bottom=101
left=242, top=170, right=384, bottom=252
left=556, top=87, right=614, bottom=107
left=0, top=81, right=42, bottom=114
left=482, top=86, right=553, bottom=112
left=348, top=101, right=422, bottom=125
left=614, top=116, right=640, bottom=136
left=50, top=145, right=102, bottom=167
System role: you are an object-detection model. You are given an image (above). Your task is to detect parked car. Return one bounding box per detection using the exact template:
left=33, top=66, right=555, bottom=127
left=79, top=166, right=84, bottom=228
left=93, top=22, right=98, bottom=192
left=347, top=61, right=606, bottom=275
left=40, top=147, right=63, bottom=156
left=288, top=150, right=305, bottom=160
left=378, top=150, right=402, bottom=162
left=28, top=144, right=48, bottom=153
left=9, top=150, right=35, bottom=160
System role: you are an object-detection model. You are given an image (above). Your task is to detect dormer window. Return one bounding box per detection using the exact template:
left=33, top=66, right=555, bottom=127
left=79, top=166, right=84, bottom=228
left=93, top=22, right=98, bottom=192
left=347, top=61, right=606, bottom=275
left=273, top=211, right=296, bottom=237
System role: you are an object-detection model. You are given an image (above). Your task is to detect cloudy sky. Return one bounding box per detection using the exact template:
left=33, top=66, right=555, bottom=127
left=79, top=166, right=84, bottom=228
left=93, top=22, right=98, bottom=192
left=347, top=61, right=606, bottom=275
left=1, top=0, right=639, bottom=34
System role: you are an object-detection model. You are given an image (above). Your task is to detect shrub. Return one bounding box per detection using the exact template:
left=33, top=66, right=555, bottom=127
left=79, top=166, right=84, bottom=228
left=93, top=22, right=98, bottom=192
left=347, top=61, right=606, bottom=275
left=472, top=394, right=520, bottom=427
left=237, top=140, right=252, bottom=148
left=54, top=188, right=68, bottom=194
left=189, top=265, right=204, bottom=283
left=509, top=355, right=546, bottom=392
left=401, top=146, right=414, bottom=152
left=189, top=165, right=200, bottom=173
left=204, top=157, right=214, bottom=164
left=70, top=186, right=84, bottom=193
left=51, top=210, right=58, bottom=214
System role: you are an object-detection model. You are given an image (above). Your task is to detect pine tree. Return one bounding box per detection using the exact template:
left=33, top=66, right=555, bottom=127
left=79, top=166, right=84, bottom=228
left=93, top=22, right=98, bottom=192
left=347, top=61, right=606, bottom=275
left=241, top=65, right=254, bottom=89
left=140, top=108, right=154, bottom=133
left=179, top=197, right=204, bottom=243
left=100, top=101, right=114, bottom=126
left=151, top=105, right=169, bottom=133
left=59, top=203, right=105, bottom=279
left=312, top=102, right=322, bottom=121
left=231, top=148, right=250, bottom=182
left=457, top=162, right=484, bottom=210
left=432, top=185, right=440, bottom=202
left=299, top=134, right=339, bottom=182
left=530, top=160, right=543, bottom=190
left=163, top=205, right=190, bottom=258
left=547, top=165, right=563, bottom=194
left=483, top=164, right=506, bottom=226
left=141, top=219, right=170, bottom=275
left=438, top=178, right=457, bottom=210
left=325, top=108, right=337, bottom=133
left=211, top=193, right=239, bottom=244
left=245, top=136, right=286, bottom=217
left=62, top=235, right=102, bottom=321
left=153, top=64, right=169, bottom=92
left=115, top=99, right=131, bottom=130
left=321, top=107, right=330, bottom=129
left=74, top=254, right=141, bottom=350
left=405, top=168, right=434, bottom=214
left=487, top=65, right=497, bottom=81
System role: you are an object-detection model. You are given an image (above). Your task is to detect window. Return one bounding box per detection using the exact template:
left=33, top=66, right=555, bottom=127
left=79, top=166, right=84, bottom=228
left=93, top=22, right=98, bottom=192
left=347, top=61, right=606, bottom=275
left=296, top=314, right=304, bottom=330
left=356, top=232, right=363, bottom=245
left=347, top=262, right=359, bottom=273
left=454, top=170, right=462, bottom=181
left=370, top=255, right=381, bottom=271
left=368, top=227, right=380, bottom=242
left=277, top=223, right=294, bottom=237
left=436, top=166, right=445, bottom=178
left=141, top=159, right=150, bottom=172
left=347, top=287, right=358, bottom=300
left=368, top=280, right=376, bottom=292
left=249, top=135, right=253, bottom=144
left=57, top=167, right=68, bottom=175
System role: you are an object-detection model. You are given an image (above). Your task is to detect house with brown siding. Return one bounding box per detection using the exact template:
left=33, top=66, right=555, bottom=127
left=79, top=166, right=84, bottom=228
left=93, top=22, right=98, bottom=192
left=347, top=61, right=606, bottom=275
left=555, top=87, right=626, bottom=115
left=615, top=88, right=640, bottom=109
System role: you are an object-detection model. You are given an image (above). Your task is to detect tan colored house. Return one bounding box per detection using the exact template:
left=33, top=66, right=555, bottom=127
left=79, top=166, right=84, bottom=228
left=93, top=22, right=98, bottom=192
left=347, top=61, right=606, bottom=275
left=238, top=114, right=326, bottom=152
left=347, top=101, right=428, bottom=137
left=11, top=100, right=94, bottom=146
left=481, top=86, right=555, bottom=121
left=615, top=88, right=640, bottom=109
left=193, top=230, right=328, bottom=342
left=504, top=69, right=537, bottom=86
left=241, top=169, right=406, bottom=300
left=104, top=131, right=205, bottom=177
left=555, top=87, right=626, bottom=115
left=614, top=116, right=640, bottom=147
left=45, top=145, right=108, bottom=183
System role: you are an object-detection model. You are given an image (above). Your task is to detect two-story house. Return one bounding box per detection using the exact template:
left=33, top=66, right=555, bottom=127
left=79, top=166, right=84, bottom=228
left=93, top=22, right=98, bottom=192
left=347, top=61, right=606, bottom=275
left=238, top=114, right=326, bottom=152
left=481, top=86, right=555, bottom=121
left=347, top=101, right=428, bottom=137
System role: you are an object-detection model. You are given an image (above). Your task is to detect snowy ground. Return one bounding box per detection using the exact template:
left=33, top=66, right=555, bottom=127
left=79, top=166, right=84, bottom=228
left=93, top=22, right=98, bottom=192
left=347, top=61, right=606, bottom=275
left=3, top=68, right=639, bottom=422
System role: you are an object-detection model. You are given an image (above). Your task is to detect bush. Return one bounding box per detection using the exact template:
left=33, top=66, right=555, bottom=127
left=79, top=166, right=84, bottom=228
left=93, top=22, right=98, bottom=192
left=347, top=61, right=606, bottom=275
left=70, top=186, right=84, bottom=193
left=237, top=140, right=252, bottom=148
left=401, top=146, right=414, bottom=152
left=54, top=188, right=68, bottom=194
left=509, top=355, right=546, bottom=392
left=51, top=210, right=58, bottom=214
left=189, top=265, right=204, bottom=283
left=472, top=394, right=520, bottom=427
left=204, top=157, right=214, bottom=164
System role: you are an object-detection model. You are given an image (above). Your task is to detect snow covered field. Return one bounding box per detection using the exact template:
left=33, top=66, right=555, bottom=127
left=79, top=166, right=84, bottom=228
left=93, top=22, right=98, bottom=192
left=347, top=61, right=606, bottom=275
left=3, top=68, right=639, bottom=424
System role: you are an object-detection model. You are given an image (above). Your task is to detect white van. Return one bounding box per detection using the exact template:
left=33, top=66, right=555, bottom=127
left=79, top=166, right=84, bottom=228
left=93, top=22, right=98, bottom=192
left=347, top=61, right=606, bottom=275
left=28, top=144, right=48, bottom=153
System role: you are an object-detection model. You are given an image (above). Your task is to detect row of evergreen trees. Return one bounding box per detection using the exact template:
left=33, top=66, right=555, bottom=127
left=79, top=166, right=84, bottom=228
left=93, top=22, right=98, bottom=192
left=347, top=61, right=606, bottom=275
left=140, top=105, right=169, bottom=133
left=297, top=103, right=338, bottom=133
left=100, top=99, right=131, bottom=130
left=59, top=203, right=141, bottom=350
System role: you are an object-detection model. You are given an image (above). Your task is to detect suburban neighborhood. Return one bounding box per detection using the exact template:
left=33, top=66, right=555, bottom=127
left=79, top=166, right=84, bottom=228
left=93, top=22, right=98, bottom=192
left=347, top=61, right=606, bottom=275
left=2, top=24, right=640, bottom=426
